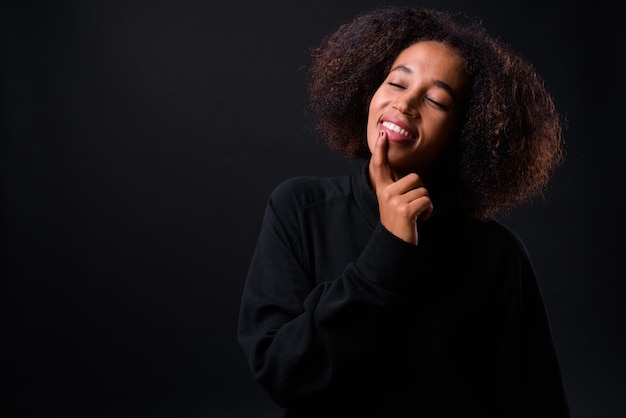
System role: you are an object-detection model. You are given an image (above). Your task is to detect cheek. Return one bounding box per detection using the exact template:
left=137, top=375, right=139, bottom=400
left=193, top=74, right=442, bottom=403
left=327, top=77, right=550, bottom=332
left=426, top=120, right=457, bottom=157
left=367, top=93, right=380, bottom=124
left=427, top=110, right=459, bottom=136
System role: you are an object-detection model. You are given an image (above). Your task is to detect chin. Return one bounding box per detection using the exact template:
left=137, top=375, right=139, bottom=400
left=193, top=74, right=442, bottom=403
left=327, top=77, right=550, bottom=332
left=387, top=154, right=418, bottom=170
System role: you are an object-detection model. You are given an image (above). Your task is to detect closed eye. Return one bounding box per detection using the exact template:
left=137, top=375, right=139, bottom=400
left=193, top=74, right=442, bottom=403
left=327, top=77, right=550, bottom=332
left=426, top=97, right=448, bottom=110
left=388, top=82, right=406, bottom=89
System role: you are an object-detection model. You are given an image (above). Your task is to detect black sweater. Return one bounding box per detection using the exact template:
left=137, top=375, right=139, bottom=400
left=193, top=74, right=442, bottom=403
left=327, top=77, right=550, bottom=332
left=237, top=163, right=570, bottom=417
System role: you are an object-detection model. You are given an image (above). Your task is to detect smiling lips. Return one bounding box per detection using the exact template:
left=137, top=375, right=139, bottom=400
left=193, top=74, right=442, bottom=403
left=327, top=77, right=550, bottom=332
left=381, top=121, right=416, bottom=141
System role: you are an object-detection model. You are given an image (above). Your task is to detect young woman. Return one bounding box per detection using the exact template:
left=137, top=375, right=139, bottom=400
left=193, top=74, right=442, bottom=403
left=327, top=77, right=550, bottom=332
left=238, top=6, right=570, bottom=417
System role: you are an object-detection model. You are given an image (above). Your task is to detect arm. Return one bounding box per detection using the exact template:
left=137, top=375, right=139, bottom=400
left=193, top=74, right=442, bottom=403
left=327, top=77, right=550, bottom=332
left=488, top=229, right=570, bottom=417
left=237, top=180, right=425, bottom=406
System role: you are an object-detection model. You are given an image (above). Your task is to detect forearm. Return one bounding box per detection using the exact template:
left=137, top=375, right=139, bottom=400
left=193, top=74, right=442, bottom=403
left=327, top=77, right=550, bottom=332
left=237, top=224, right=424, bottom=406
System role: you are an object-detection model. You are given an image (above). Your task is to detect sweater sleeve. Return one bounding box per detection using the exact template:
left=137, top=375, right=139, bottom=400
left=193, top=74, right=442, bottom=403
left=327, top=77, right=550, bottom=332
left=488, top=227, right=570, bottom=417
left=236, top=180, right=425, bottom=407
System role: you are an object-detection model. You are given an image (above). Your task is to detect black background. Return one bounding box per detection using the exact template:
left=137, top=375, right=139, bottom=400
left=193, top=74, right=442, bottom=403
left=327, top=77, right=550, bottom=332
left=1, top=1, right=624, bottom=417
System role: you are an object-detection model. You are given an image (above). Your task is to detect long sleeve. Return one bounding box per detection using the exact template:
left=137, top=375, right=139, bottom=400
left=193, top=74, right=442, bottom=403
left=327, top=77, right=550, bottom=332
left=518, top=259, right=570, bottom=417
left=236, top=170, right=570, bottom=417
left=495, top=254, right=570, bottom=418
left=237, top=177, right=427, bottom=406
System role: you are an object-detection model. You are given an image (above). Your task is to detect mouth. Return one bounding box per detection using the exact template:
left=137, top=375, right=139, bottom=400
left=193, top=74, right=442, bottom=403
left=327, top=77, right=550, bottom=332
left=381, top=121, right=416, bottom=139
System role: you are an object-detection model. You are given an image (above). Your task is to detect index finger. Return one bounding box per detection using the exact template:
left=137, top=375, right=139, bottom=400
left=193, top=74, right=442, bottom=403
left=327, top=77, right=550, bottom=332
left=369, top=130, right=396, bottom=189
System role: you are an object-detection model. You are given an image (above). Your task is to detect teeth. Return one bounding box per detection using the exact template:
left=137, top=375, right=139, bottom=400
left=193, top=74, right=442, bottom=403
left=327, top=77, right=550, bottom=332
left=382, top=121, right=412, bottom=138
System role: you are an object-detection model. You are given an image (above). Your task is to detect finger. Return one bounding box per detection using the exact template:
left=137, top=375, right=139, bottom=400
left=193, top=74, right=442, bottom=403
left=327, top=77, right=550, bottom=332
left=391, top=172, right=425, bottom=194
left=369, top=131, right=395, bottom=189
left=394, top=188, right=433, bottom=221
left=416, top=198, right=434, bottom=221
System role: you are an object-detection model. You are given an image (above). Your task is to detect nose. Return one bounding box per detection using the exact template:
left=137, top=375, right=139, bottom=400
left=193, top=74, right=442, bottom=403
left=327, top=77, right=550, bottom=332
left=392, top=98, right=419, bottom=118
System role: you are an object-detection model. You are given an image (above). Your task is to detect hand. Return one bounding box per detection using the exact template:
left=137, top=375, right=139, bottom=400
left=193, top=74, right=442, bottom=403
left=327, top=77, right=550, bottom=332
left=369, top=131, right=433, bottom=245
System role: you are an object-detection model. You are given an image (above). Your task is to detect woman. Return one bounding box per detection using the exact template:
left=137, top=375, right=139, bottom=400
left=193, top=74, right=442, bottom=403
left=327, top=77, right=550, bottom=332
left=238, top=6, right=570, bottom=417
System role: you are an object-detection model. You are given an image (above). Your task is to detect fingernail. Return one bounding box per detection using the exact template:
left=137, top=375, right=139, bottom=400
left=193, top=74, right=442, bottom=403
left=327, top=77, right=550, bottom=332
left=379, top=131, right=384, bottom=138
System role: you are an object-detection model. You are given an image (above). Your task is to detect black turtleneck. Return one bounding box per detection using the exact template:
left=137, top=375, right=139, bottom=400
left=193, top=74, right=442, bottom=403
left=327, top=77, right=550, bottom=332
left=237, top=162, right=570, bottom=418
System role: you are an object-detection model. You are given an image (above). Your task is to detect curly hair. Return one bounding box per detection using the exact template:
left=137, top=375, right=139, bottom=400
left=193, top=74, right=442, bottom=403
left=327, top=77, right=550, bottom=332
left=306, top=6, right=565, bottom=219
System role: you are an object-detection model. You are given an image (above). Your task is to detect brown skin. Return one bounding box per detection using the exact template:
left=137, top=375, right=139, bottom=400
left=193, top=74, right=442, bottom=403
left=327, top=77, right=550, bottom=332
left=367, top=41, right=469, bottom=245
left=307, top=7, right=565, bottom=220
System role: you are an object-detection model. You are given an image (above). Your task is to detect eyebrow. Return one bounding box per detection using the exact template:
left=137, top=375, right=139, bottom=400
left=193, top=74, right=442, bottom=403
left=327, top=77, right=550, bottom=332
left=390, top=65, right=457, bottom=101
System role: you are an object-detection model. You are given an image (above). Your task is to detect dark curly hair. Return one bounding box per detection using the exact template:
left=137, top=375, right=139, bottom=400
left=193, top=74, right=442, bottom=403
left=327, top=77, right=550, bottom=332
left=306, top=6, right=565, bottom=220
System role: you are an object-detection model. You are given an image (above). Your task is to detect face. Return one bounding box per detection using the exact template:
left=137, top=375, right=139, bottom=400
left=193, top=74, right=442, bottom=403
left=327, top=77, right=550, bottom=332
left=367, top=41, right=468, bottom=178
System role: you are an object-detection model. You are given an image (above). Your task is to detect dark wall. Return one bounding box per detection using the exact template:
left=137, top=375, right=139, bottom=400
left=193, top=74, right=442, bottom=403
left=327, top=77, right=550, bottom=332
left=1, top=1, right=624, bottom=417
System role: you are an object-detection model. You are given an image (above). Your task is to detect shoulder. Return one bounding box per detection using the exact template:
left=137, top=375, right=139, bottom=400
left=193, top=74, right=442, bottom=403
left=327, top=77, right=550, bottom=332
left=464, top=217, right=530, bottom=256
left=451, top=217, right=538, bottom=282
left=268, top=174, right=354, bottom=212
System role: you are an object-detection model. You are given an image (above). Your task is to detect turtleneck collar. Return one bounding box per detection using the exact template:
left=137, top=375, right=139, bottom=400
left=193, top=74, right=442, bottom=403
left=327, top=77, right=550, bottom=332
left=351, top=159, right=471, bottom=244
left=351, top=161, right=380, bottom=228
